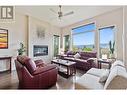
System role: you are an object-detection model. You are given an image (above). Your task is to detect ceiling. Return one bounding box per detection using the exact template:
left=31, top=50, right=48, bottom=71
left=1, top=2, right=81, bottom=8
left=16, top=6, right=121, bottom=27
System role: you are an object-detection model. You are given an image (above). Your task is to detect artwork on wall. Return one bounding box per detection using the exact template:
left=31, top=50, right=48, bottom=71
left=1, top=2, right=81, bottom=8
left=0, top=28, right=8, bottom=49
left=36, top=26, right=46, bottom=39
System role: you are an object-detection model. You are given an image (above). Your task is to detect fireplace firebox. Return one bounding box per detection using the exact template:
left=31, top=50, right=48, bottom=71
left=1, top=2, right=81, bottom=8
left=33, top=45, right=48, bottom=57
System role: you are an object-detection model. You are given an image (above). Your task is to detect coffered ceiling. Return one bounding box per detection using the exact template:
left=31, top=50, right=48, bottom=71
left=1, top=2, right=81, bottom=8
left=16, top=6, right=121, bottom=27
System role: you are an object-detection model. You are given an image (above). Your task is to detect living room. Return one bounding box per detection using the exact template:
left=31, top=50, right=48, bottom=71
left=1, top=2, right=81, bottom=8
left=0, top=5, right=127, bottom=91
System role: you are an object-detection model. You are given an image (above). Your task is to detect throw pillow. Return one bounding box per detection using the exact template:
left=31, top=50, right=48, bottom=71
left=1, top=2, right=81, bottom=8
left=74, top=53, right=81, bottom=59
left=99, top=69, right=110, bottom=83
left=66, top=51, right=73, bottom=55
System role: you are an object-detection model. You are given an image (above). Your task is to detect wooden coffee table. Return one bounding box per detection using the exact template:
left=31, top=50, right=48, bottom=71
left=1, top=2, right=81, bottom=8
left=51, top=59, right=76, bottom=78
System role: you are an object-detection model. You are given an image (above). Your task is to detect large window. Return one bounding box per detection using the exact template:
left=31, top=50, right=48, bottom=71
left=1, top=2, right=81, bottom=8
left=72, top=23, right=95, bottom=52
left=99, top=26, right=115, bottom=58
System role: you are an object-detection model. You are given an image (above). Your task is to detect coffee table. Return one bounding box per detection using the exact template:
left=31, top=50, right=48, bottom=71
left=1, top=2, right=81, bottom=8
left=51, top=59, right=76, bottom=78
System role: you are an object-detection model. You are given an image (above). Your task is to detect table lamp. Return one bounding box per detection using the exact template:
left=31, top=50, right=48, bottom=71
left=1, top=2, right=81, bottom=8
left=102, top=54, right=107, bottom=60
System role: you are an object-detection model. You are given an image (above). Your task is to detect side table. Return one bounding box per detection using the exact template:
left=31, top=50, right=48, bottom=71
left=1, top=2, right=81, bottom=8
left=0, top=56, right=12, bottom=73
left=97, top=58, right=116, bottom=69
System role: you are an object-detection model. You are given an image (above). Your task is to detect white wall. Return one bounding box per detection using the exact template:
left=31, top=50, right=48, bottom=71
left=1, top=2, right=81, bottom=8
left=0, top=13, right=28, bottom=71
left=28, top=16, right=61, bottom=63
left=61, top=8, right=123, bottom=61
left=0, top=12, right=61, bottom=71
left=124, top=7, right=127, bottom=68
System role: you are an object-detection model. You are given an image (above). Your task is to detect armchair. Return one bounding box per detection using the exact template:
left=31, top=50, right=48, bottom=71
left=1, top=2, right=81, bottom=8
left=15, top=55, right=58, bottom=89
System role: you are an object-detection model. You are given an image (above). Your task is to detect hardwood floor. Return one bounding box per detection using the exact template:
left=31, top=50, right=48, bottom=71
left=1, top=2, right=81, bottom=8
left=0, top=69, right=85, bottom=89
left=0, top=71, right=19, bottom=89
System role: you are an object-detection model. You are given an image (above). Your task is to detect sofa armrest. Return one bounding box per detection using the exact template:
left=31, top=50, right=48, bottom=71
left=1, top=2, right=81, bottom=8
left=87, top=58, right=97, bottom=63
left=34, top=59, right=44, bottom=67
left=33, top=64, right=57, bottom=75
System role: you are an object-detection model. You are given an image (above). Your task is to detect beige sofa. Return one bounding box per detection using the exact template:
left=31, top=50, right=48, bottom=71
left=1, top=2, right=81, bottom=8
left=75, top=60, right=127, bottom=89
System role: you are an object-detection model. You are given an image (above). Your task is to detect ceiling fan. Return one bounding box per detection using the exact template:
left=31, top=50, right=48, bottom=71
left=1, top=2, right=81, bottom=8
left=50, top=5, right=74, bottom=20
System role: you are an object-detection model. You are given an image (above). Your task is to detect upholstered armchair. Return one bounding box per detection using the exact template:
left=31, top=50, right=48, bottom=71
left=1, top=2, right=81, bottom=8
left=15, top=55, right=58, bottom=89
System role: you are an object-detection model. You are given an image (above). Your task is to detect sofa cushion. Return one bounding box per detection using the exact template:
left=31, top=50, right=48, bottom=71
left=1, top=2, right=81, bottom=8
left=74, top=53, right=81, bottom=59
left=75, top=74, right=104, bottom=89
left=104, top=65, right=127, bottom=89
left=64, top=57, right=75, bottom=61
left=33, top=64, right=57, bottom=75
left=75, top=58, right=87, bottom=63
left=34, top=59, right=45, bottom=67
left=24, top=58, right=37, bottom=74
left=99, top=70, right=110, bottom=83
left=80, top=56, right=89, bottom=60
left=34, top=59, right=43, bottom=64
left=110, top=60, right=125, bottom=70
left=80, top=52, right=97, bottom=58
left=86, top=68, right=109, bottom=77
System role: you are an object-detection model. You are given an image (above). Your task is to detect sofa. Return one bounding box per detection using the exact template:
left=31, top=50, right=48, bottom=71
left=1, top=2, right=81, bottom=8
left=62, top=51, right=97, bottom=71
left=15, top=55, right=58, bottom=89
left=75, top=60, right=127, bottom=89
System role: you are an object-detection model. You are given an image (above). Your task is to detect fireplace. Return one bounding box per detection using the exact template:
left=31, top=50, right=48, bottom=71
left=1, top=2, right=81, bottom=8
left=33, top=45, right=48, bottom=57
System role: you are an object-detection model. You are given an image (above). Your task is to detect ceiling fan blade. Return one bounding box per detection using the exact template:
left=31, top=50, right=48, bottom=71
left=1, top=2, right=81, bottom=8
left=50, top=16, right=58, bottom=20
left=49, top=8, right=57, bottom=14
left=63, top=11, right=74, bottom=16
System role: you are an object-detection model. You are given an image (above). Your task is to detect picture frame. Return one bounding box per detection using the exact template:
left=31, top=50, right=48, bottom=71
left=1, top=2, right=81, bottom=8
left=0, top=28, right=8, bottom=49
left=36, top=26, right=46, bottom=39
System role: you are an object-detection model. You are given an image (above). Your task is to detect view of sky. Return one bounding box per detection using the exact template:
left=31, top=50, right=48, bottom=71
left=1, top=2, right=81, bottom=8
left=72, top=23, right=114, bottom=46
left=73, top=32, right=94, bottom=45
left=100, top=27, right=114, bottom=44
left=72, top=23, right=95, bottom=34
left=72, top=23, right=95, bottom=45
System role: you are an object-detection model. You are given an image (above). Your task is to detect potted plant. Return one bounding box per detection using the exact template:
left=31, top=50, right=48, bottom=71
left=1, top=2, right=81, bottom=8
left=18, top=43, right=26, bottom=55
left=109, top=40, right=115, bottom=58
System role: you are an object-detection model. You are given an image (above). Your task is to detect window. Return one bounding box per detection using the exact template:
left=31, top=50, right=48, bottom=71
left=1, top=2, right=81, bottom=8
left=64, top=35, right=70, bottom=52
left=72, top=23, right=95, bottom=52
left=99, top=26, right=115, bottom=58
left=53, top=35, right=60, bottom=57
